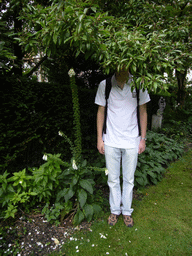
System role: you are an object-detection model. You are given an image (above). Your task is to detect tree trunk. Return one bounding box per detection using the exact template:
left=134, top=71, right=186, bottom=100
left=175, top=69, right=187, bottom=106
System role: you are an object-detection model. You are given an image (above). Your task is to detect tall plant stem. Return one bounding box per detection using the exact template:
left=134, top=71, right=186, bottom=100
left=69, top=69, right=82, bottom=164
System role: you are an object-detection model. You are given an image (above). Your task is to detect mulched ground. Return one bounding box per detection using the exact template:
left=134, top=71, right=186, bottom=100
left=1, top=208, right=94, bottom=256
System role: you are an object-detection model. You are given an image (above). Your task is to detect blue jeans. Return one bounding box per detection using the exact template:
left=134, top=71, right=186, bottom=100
left=105, top=145, right=138, bottom=216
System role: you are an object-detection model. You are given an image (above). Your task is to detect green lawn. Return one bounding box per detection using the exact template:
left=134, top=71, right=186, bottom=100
left=53, top=150, right=192, bottom=256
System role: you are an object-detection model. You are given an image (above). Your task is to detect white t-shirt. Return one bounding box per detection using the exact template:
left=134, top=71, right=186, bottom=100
left=95, top=74, right=151, bottom=149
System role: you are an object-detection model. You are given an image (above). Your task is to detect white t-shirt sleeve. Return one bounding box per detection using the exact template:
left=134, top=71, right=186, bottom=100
left=139, top=89, right=151, bottom=105
left=94, top=80, right=106, bottom=107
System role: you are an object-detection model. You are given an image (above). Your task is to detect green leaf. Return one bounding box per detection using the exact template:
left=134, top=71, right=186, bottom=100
left=92, top=204, right=102, bottom=216
left=82, top=159, right=87, bottom=167
left=78, top=188, right=87, bottom=208
left=147, top=171, right=157, bottom=179
left=48, top=182, right=53, bottom=190
left=30, top=192, right=37, bottom=196
left=64, top=188, right=75, bottom=202
left=135, top=170, right=143, bottom=177
left=79, top=14, right=84, bottom=22
left=71, top=176, right=78, bottom=187
left=0, top=188, right=3, bottom=197
left=136, top=177, right=147, bottom=187
left=79, top=179, right=93, bottom=194
left=7, top=176, right=17, bottom=182
left=83, top=204, right=93, bottom=222
left=56, top=188, right=68, bottom=202
left=73, top=209, right=84, bottom=225
left=53, top=33, right=58, bottom=44
left=2, top=183, right=6, bottom=191
left=91, top=7, right=97, bottom=12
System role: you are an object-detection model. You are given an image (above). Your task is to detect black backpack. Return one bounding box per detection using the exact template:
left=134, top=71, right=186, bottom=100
left=103, top=77, right=141, bottom=136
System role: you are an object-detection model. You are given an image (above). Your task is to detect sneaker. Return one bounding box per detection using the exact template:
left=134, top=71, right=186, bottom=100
left=123, top=215, right=134, bottom=227
left=108, top=213, right=119, bottom=226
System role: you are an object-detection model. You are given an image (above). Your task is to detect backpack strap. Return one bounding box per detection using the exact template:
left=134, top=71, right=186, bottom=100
left=103, top=77, right=112, bottom=134
left=103, top=77, right=141, bottom=137
left=136, top=87, right=141, bottom=136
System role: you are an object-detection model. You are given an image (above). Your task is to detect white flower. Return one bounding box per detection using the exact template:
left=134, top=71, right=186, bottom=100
left=72, top=160, right=78, bottom=170
left=68, top=68, right=76, bottom=77
left=19, top=181, right=22, bottom=184
left=105, top=169, right=109, bottom=176
left=51, top=238, right=59, bottom=245
left=99, top=233, right=107, bottom=239
left=36, top=242, right=43, bottom=247
left=58, top=131, right=63, bottom=136
left=42, top=154, right=47, bottom=161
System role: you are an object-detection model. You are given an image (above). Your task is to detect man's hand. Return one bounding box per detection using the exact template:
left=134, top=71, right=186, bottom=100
left=138, top=139, right=146, bottom=154
left=97, top=139, right=105, bottom=154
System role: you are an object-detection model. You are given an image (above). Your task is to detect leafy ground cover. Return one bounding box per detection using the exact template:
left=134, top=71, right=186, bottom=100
left=52, top=148, right=192, bottom=256
left=0, top=148, right=191, bottom=255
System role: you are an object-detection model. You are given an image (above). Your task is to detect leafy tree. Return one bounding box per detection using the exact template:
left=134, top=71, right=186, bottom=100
left=17, top=0, right=191, bottom=97
left=95, top=0, right=192, bottom=102
left=0, top=20, right=16, bottom=76
left=1, top=0, right=191, bottom=101
left=0, top=0, right=51, bottom=77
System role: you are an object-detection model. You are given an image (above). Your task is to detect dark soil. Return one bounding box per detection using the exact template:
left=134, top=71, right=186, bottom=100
left=0, top=210, right=91, bottom=256
left=0, top=188, right=144, bottom=256
left=1, top=208, right=94, bottom=256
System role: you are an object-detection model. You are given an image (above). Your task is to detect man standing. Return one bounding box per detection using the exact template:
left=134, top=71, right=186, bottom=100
left=95, top=67, right=150, bottom=227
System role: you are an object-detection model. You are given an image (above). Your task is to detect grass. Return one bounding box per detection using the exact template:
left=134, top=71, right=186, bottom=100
left=51, top=150, right=192, bottom=256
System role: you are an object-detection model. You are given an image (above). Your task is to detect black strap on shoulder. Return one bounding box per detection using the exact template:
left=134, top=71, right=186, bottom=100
left=136, top=87, right=141, bottom=136
left=103, top=77, right=141, bottom=136
left=103, top=77, right=112, bottom=134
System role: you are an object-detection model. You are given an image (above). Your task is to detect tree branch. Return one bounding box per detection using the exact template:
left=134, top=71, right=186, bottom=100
left=24, top=55, right=47, bottom=77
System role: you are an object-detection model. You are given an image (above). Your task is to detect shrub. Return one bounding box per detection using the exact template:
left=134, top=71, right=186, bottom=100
left=0, top=77, right=97, bottom=174
left=0, top=70, right=105, bottom=225
left=135, top=131, right=184, bottom=187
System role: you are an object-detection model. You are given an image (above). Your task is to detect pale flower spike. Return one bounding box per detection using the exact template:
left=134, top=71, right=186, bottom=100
left=68, top=68, right=76, bottom=77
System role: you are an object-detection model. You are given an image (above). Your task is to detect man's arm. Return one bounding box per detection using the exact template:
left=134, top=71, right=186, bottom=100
left=138, top=103, right=148, bottom=154
left=97, top=105, right=105, bottom=154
